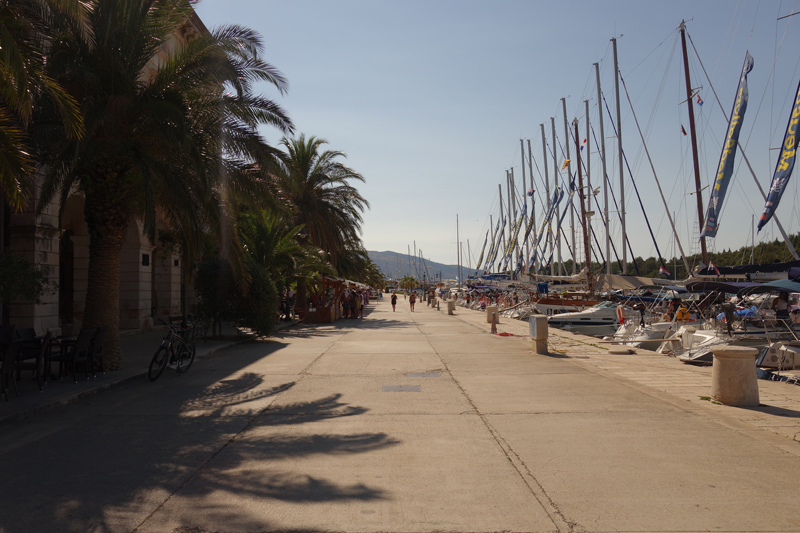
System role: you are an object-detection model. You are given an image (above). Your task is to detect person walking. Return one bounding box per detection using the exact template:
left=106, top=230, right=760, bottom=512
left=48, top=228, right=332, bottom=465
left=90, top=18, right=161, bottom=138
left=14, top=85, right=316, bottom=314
left=409, top=292, right=416, bottom=312
left=391, top=291, right=397, bottom=311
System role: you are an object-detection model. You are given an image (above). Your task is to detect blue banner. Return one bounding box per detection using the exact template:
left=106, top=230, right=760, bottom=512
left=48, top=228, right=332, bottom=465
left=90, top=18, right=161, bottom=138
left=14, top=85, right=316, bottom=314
left=700, top=52, right=754, bottom=238
left=758, top=76, right=800, bottom=232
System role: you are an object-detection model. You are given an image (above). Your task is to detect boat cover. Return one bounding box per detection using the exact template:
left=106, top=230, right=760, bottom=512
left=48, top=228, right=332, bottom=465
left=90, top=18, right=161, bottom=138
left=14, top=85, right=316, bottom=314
left=685, top=281, right=760, bottom=293
left=738, top=278, right=800, bottom=296
left=696, top=259, right=800, bottom=277
left=594, top=274, right=657, bottom=291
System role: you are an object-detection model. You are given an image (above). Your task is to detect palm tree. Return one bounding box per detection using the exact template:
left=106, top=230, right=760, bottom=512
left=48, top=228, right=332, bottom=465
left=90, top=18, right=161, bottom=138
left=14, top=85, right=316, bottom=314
left=273, top=134, right=368, bottom=312
left=238, top=209, right=334, bottom=285
left=274, top=134, right=369, bottom=263
left=0, top=0, right=85, bottom=208
left=33, top=0, right=293, bottom=369
left=336, top=247, right=385, bottom=288
left=399, top=275, right=417, bottom=291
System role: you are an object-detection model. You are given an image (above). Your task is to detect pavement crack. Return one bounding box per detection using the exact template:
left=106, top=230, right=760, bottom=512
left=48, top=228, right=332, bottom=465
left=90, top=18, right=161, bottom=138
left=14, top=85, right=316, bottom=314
left=420, top=320, right=579, bottom=533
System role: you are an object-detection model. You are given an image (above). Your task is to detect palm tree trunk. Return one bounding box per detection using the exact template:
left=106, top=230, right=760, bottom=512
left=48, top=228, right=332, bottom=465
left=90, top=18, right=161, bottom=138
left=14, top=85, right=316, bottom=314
left=82, top=183, right=127, bottom=371
left=83, top=223, right=124, bottom=370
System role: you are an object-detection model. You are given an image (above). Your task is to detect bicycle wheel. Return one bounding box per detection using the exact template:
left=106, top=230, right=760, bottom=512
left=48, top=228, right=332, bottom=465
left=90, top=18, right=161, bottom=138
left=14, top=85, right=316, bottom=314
left=148, top=346, right=170, bottom=381
left=176, top=343, right=196, bottom=375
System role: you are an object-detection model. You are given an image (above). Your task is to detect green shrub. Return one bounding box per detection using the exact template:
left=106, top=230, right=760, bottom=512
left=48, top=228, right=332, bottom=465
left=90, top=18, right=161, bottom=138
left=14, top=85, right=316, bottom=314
left=0, top=251, right=53, bottom=305
left=194, top=257, right=279, bottom=337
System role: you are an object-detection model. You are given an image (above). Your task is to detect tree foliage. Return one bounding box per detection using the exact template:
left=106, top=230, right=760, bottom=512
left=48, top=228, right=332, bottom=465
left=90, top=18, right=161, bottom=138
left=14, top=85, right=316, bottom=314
left=0, top=251, right=53, bottom=305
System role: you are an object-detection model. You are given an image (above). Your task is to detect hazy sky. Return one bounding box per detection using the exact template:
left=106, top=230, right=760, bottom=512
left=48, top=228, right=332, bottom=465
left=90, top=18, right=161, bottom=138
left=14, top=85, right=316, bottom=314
left=196, top=0, right=800, bottom=270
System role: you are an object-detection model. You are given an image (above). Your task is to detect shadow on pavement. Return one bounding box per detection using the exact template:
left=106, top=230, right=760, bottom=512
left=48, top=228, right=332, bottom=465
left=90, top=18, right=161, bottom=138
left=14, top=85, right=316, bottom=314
left=0, top=335, right=398, bottom=533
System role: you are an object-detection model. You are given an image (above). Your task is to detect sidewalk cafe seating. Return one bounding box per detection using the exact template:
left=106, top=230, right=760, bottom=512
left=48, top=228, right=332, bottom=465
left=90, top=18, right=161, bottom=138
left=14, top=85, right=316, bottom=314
left=1, top=341, right=22, bottom=400
left=15, top=332, right=52, bottom=393
left=50, top=328, right=96, bottom=382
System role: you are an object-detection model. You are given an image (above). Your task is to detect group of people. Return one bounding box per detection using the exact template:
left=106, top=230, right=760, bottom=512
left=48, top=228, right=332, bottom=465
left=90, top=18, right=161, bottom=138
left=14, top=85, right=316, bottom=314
left=390, top=291, right=417, bottom=312
left=342, top=287, right=369, bottom=319
left=280, top=286, right=295, bottom=321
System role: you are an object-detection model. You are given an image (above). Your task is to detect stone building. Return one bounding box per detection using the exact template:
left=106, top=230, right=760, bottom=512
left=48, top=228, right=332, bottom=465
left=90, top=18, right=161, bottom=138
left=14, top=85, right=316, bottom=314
left=0, top=11, right=208, bottom=336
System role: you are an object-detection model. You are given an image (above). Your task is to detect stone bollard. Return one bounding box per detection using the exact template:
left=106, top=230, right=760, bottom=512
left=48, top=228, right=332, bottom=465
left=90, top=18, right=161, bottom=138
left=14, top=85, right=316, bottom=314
left=486, top=306, right=499, bottom=323
left=710, top=345, right=760, bottom=407
left=529, top=316, right=548, bottom=354
left=447, top=301, right=455, bottom=315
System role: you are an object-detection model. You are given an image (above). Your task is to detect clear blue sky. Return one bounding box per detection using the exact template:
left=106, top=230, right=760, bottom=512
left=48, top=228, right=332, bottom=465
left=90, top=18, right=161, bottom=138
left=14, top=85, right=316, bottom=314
left=196, top=0, right=800, bottom=269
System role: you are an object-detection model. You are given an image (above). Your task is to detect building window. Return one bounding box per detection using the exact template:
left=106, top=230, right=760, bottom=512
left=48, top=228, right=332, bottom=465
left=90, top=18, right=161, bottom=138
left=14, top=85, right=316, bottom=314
left=174, top=259, right=179, bottom=267
left=142, top=254, right=150, bottom=266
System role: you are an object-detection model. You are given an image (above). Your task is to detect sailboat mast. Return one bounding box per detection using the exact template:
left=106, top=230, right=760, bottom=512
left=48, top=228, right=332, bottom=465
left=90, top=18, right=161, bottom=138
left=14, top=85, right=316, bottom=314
left=679, top=20, right=708, bottom=265
left=510, top=167, right=517, bottom=269
left=527, top=138, right=535, bottom=275
left=585, top=99, right=592, bottom=270
left=456, top=215, right=460, bottom=288
left=521, top=139, right=528, bottom=271
left=562, top=98, right=576, bottom=275
left=551, top=117, right=561, bottom=276
left=498, top=183, right=505, bottom=264
left=541, top=124, right=550, bottom=275
left=575, top=118, right=593, bottom=294
left=594, top=62, right=611, bottom=275
left=612, top=36, right=627, bottom=274
left=506, top=172, right=512, bottom=260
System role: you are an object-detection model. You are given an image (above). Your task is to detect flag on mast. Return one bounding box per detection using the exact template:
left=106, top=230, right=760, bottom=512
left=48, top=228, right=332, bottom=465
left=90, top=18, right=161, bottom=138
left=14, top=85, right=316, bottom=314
left=708, top=261, right=720, bottom=276
left=659, top=265, right=670, bottom=277
left=700, top=52, right=754, bottom=239
left=758, top=75, right=800, bottom=232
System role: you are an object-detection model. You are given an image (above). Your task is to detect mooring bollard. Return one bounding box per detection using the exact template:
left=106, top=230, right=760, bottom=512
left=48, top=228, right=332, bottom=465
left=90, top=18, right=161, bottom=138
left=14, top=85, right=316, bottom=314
left=710, top=345, right=760, bottom=407
left=529, top=315, right=548, bottom=354
left=447, top=300, right=455, bottom=315
left=486, top=306, right=499, bottom=324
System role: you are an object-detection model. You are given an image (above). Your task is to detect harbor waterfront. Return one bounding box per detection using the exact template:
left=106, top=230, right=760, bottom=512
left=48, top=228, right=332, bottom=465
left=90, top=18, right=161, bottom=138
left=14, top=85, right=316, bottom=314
left=2, top=297, right=800, bottom=532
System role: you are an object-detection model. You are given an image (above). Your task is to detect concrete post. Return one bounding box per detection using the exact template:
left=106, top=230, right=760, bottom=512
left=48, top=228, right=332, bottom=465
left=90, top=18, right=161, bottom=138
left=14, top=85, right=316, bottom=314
left=486, top=306, right=499, bottom=323
left=710, top=345, right=760, bottom=407
left=447, top=301, right=455, bottom=315
left=530, top=316, right=548, bottom=354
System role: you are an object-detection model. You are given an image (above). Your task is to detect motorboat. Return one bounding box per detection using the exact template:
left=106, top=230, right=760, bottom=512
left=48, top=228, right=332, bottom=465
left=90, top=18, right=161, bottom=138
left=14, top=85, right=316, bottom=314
left=547, top=301, right=629, bottom=337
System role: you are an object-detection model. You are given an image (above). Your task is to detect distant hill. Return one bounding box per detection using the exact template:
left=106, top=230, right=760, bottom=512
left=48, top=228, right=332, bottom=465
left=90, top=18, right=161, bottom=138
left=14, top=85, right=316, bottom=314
left=368, top=250, right=466, bottom=281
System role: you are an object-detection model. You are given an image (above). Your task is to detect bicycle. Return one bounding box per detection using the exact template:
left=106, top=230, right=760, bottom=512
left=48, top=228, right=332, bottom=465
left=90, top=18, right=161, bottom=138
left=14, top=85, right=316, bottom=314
left=148, top=320, right=197, bottom=381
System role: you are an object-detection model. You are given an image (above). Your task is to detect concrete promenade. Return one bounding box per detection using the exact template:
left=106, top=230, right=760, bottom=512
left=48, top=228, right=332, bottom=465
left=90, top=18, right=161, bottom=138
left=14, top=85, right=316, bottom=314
left=1, top=297, right=800, bottom=532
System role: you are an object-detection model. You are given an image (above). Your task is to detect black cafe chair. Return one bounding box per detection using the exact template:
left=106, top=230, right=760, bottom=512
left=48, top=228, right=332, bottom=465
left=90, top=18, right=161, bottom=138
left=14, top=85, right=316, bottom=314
left=15, top=332, right=52, bottom=393
left=1, top=341, right=22, bottom=401
left=15, top=328, right=36, bottom=341
left=0, top=325, right=14, bottom=351
left=50, top=328, right=96, bottom=382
